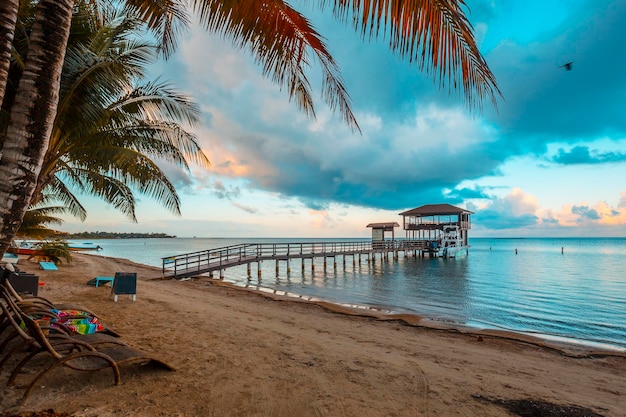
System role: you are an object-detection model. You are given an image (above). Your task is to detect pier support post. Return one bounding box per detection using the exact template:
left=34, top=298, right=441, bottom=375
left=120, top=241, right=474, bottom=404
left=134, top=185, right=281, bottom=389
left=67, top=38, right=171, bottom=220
left=247, top=263, right=251, bottom=277
left=258, top=262, right=262, bottom=278
left=220, top=269, right=224, bottom=279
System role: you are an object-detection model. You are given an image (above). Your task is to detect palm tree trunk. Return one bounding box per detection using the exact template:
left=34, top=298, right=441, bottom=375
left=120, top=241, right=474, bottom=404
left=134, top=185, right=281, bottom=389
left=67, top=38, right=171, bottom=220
left=0, top=0, right=74, bottom=254
left=0, top=0, right=19, bottom=109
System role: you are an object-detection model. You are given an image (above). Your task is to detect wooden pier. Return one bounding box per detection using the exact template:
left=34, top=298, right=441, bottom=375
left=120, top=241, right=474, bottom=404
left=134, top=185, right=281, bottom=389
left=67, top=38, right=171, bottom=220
left=162, top=240, right=429, bottom=279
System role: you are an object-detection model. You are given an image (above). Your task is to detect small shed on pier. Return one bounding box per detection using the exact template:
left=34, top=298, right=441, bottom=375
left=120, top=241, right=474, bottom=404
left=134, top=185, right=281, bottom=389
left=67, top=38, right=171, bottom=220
left=399, top=204, right=473, bottom=245
left=366, top=222, right=399, bottom=243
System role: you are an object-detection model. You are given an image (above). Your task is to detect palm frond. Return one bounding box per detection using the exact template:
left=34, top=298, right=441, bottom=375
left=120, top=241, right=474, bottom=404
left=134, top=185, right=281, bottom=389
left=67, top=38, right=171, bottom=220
left=59, top=168, right=139, bottom=222
left=43, top=177, right=88, bottom=221
left=122, top=0, right=191, bottom=58
left=324, top=0, right=500, bottom=109
left=193, top=0, right=360, bottom=132
left=110, top=79, right=202, bottom=127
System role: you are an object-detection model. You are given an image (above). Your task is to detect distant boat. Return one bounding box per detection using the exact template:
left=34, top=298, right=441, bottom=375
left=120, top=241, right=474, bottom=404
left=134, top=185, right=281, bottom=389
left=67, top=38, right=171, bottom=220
left=68, top=242, right=103, bottom=251
left=9, top=240, right=102, bottom=254
left=9, top=240, right=40, bottom=255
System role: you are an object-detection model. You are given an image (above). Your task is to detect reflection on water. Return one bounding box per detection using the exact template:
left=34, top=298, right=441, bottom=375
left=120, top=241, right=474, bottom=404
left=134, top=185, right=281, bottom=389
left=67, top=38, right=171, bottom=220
left=85, top=237, right=626, bottom=350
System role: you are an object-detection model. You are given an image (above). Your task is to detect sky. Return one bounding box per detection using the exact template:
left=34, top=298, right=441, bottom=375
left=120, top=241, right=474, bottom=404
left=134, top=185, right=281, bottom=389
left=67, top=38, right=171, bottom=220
left=61, top=0, right=626, bottom=238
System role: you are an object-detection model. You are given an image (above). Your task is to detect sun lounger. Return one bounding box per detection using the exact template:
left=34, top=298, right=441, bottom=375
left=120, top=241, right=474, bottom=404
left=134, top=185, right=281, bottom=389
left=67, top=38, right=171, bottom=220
left=1, top=268, right=118, bottom=336
left=1, top=286, right=173, bottom=405
left=39, top=261, right=58, bottom=271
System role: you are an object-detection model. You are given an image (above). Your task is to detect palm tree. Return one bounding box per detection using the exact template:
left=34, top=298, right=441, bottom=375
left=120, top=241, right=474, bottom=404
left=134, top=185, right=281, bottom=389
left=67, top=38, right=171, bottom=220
left=0, top=0, right=19, bottom=107
left=0, top=0, right=501, bottom=254
left=32, top=13, right=209, bottom=222
left=15, top=202, right=73, bottom=265
left=0, top=0, right=74, bottom=255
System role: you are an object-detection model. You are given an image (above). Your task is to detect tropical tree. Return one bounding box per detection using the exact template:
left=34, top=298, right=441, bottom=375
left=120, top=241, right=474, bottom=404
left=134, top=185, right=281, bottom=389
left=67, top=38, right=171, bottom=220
left=0, top=0, right=74, bottom=255
left=17, top=203, right=66, bottom=240
left=32, top=12, right=209, bottom=222
left=15, top=202, right=73, bottom=265
left=0, top=0, right=501, bottom=254
left=0, top=0, right=19, bottom=107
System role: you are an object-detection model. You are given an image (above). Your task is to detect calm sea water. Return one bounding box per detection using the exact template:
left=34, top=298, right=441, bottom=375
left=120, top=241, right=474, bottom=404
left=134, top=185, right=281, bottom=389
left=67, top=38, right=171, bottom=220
left=76, top=237, right=626, bottom=351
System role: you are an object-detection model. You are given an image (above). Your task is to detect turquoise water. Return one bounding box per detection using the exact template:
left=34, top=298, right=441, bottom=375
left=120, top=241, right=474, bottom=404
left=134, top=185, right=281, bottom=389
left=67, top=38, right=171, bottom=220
left=77, top=237, right=626, bottom=351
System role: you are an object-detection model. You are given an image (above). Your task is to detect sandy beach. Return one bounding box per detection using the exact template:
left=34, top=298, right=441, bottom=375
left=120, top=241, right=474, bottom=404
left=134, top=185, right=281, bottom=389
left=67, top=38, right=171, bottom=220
left=2, top=252, right=625, bottom=416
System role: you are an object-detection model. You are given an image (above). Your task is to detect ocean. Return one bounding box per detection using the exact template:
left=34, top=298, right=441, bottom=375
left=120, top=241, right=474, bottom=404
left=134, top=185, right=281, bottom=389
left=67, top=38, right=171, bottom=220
left=77, top=237, right=626, bottom=351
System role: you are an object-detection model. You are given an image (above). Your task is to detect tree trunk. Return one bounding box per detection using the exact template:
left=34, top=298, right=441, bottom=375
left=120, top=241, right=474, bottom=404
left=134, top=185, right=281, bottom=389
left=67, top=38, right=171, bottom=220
left=0, top=0, right=74, bottom=254
left=0, top=0, right=19, bottom=110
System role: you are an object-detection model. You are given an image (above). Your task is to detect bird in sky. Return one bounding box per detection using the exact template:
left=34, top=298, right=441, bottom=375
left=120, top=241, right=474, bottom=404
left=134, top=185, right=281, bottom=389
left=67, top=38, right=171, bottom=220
left=559, top=62, right=573, bottom=71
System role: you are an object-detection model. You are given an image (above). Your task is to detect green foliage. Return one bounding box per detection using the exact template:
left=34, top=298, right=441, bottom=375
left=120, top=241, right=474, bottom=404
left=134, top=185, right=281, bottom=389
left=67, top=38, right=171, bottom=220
left=28, top=239, right=72, bottom=265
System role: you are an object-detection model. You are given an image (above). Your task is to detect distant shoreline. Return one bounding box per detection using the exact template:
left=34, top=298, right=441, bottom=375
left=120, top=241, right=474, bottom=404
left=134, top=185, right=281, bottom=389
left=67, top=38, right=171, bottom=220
left=65, top=232, right=176, bottom=239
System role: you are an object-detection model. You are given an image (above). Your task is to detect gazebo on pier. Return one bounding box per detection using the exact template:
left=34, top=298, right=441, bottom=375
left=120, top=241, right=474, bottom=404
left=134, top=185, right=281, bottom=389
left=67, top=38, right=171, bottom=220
left=366, top=222, right=399, bottom=248
left=399, top=204, right=473, bottom=246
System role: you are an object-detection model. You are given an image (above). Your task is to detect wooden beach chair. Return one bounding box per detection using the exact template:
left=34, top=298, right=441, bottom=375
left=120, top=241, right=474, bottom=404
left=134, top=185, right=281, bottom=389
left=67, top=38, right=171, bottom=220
left=1, top=289, right=174, bottom=405
left=0, top=268, right=119, bottom=337
left=0, top=295, right=122, bottom=404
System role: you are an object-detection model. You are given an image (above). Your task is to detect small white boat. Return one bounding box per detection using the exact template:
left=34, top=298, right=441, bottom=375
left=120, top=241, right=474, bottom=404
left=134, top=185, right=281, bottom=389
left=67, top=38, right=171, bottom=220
left=438, top=225, right=469, bottom=258
left=68, top=242, right=103, bottom=251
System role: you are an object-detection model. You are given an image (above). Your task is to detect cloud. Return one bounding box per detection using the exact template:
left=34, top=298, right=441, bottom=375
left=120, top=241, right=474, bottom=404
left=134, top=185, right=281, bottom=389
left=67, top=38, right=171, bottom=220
left=571, top=205, right=601, bottom=220
left=143, top=2, right=626, bottom=239
left=550, top=146, right=626, bottom=165
left=470, top=188, right=540, bottom=230
left=212, top=179, right=241, bottom=200
left=232, top=202, right=258, bottom=214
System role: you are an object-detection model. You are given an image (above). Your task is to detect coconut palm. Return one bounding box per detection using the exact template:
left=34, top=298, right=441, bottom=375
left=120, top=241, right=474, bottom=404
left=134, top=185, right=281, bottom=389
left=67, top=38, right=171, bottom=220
left=31, top=13, right=209, bottom=222
left=15, top=202, right=73, bottom=265
left=17, top=204, right=66, bottom=241
left=0, top=0, right=501, bottom=254
left=0, top=0, right=19, bottom=107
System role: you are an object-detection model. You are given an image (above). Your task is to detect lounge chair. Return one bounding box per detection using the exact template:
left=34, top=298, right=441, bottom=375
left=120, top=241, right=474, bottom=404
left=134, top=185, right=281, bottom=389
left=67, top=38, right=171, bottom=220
left=39, top=261, right=58, bottom=271
left=0, top=296, right=122, bottom=404
left=1, top=289, right=174, bottom=405
left=0, top=268, right=119, bottom=336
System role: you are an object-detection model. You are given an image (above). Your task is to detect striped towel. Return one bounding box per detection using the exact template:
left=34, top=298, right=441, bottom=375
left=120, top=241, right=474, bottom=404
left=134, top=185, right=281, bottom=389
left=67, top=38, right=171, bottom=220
left=49, top=309, right=105, bottom=334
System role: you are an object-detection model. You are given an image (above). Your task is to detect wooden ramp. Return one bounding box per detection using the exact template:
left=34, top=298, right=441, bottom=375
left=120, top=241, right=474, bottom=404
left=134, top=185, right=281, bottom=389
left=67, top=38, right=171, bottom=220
left=162, top=241, right=428, bottom=279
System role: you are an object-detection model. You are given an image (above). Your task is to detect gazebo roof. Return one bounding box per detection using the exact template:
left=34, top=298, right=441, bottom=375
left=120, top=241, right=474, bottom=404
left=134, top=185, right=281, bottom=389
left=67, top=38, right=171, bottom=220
left=399, top=204, right=473, bottom=217
left=366, top=222, right=399, bottom=230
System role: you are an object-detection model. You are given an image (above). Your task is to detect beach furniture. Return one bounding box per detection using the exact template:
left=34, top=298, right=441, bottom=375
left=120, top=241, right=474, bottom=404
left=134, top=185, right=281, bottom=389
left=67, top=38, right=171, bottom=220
left=39, top=261, right=58, bottom=271
left=95, top=276, right=115, bottom=287
left=1, top=252, right=19, bottom=265
left=109, top=272, right=137, bottom=302
left=6, top=271, right=39, bottom=296
left=0, top=293, right=122, bottom=404
left=1, top=268, right=119, bottom=336
left=0, top=279, right=174, bottom=405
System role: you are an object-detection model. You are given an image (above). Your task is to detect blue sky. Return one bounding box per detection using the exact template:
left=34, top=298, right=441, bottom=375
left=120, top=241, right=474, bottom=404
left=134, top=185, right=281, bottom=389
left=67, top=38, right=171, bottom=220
left=62, top=0, right=626, bottom=238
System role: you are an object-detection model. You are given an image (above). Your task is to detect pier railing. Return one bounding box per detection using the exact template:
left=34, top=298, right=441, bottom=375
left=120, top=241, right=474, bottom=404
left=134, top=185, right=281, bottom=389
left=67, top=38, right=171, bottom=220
left=162, top=240, right=428, bottom=278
